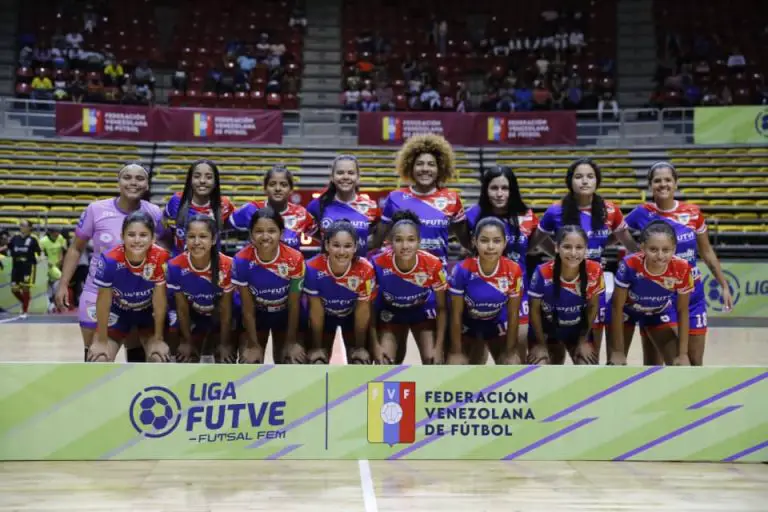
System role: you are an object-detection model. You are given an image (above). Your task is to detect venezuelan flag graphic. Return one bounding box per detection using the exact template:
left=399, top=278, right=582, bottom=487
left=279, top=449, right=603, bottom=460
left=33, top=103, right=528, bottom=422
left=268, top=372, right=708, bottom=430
left=381, top=116, right=402, bottom=141
left=367, top=381, right=416, bottom=445
left=487, top=117, right=506, bottom=141
left=81, top=108, right=103, bottom=134
left=193, top=113, right=212, bottom=137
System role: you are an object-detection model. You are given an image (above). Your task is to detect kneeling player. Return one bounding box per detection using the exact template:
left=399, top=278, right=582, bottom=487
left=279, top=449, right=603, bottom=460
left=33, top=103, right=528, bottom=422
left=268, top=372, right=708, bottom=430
left=88, top=212, right=170, bottom=362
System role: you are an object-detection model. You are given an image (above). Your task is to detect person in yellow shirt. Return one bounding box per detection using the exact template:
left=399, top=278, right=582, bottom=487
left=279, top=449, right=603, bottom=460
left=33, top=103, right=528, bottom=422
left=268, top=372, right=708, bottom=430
left=31, top=74, right=54, bottom=100
left=104, top=59, right=124, bottom=86
left=40, top=227, right=68, bottom=309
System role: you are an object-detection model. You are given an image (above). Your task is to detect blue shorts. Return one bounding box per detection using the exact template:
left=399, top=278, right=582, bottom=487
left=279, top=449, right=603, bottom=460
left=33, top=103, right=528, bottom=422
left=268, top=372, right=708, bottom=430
left=462, top=311, right=508, bottom=340
left=323, top=313, right=355, bottom=335
left=622, top=306, right=676, bottom=330
left=254, top=301, right=308, bottom=333
left=376, top=295, right=436, bottom=327
left=689, top=280, right=708, bottom=335
left=527, top=319, right=590, bottom=346
left=108, top=306, right=154, bottom=340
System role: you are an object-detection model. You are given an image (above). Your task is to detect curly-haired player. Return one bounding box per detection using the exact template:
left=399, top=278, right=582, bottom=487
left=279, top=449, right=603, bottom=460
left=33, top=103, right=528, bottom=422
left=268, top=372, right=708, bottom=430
left=373, top=134, right=470, bottom=265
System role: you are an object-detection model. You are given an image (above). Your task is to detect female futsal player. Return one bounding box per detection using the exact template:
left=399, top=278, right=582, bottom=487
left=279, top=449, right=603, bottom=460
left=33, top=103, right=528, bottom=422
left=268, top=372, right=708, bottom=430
left=163, top=159, right=234, bottom=257
left=55, top=162, right=165, bottom=362
left=374, top=134, right=470, bottom=265
left=447, top=217, right=523, bottom=365
left=87, top=211, right=170, bottom=363
left=465, top=166, right=554, bottom=354
left=538, top=158, right=638, bottom=358
left=370, top=210, right=448, bottom=364
left=306, top=155, right=379, bottom=257
left=528, top=225, right=605, bottom=365
left=304, top=220, right=375, bottom=364
left=232, top=207, right=306, bottom=364
left=611, top=221, right=694, bottom=366
left=230, top=164, right=316, bottom=251
left=624, top=161, right=732, bottom=365
left=166, top=215, right=236, bottom=363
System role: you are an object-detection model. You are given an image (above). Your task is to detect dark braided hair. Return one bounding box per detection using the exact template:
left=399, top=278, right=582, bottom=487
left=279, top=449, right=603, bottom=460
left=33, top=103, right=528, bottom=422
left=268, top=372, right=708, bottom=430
left=551, top=225, right=590, bottom=338
left=477, top=165, right=528, bottom=261
left=561, top=158, right=605, bottom=233
left=175, top=159, right=222, bottom=238
left=318, top=155, right=360, bottom=221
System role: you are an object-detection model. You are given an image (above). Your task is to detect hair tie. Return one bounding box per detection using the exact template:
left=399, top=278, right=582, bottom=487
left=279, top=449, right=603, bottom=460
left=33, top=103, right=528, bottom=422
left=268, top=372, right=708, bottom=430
left=118, top=163, right=149, bottom=178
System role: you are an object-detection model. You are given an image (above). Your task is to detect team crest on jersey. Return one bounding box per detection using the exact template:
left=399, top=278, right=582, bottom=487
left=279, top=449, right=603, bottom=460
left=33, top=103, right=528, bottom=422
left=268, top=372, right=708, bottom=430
left=283, top=216, right=297, bottom=230
left=358, top=203, right=370, bottom=214
left=497, top=277, right=509, bottom=293
left=413, top=272, right=428, bottom=286
left=143, top=264, right=156, bottom=280
left=219, top=271, right=227, bottom=286
left=347, top=276, right=360, bottom=291
left=277, top=263, right=289, bottom=277
left=433, top=197, right=448, bottom=210
left=662, top=277, right=677, bottom=290
left=677, top=213, right=690, bottom=225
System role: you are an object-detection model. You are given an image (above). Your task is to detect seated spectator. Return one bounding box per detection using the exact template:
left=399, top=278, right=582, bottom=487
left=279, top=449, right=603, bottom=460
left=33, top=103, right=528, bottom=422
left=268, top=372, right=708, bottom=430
left=372, top=30, right=390, bottom=56
left=204, top=68, right=221, bottom=93
left=360, top=88, right=379, bottom=112
left=283, top=73, right=299, bottom=95
left=694, top=60, right=710, bottom=75
left=33, top=44, right=52, bottom=67
left=375, top=82, right=394, bottom=111
left=103, top=58, right=124, bottom=86
left=133, top=61, right=155, bottom=89
left=551, top=80, right=565, bottom=109
left=172, top=62, right=187, bottom=91
left=401, top=55, right=417, bottom=82
left=65, top=30, right=84, bottom=50
left=19, top=45, right=33, bottom=67
left=514, top=82, right=533, bottom=111
left=343, top=87, right=360, bottom=110
left=455, top=84, right=469, bottom=112
left=597, top=90, right=619, bottom=121
left=83, top=4, right=98, bottom=34
left=535, top=53, right=550, bottom=75
left=70, top=75, right=86, bottom=102
left=53, top=75, right=69, bottom=101
left=565, top=78, right=582, bottom=109
left=136, top=83, right=152, bottom=105
left=357, top=56, right=374, bottom=78
left=255, top=33, right=271, bottom=62
left=266, top=68, right=282, bottom=94
left=569, top=29, right=585, bottom=54
left=85, top=73, right=104, bottom=102
left=234, top=69, right=251, bottom=92
left=497, top=85, right=515, bottom=112
left=30, top=71, right=53, bottom=101
left=237, top=50, right=257, bottom=73
left=726, top=47, right=746, bottom=72
left=419, top=84, right=441, bottom=111
left=268, top=41, right=286, bottom=70
left=50, top=47, right=67, bottom=69
left=121, top=78, right=139, bottom=104
left=289, top=5, right=307, bottom=30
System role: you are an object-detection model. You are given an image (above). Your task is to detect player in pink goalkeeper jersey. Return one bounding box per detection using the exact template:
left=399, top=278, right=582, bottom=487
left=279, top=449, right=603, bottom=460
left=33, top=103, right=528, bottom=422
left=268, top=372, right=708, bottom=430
left=55, top=163, right=165, bottom=362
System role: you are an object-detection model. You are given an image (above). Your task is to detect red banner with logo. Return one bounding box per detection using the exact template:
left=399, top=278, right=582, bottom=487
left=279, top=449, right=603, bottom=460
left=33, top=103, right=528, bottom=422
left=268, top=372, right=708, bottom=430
left=357, top=111, right=577, bottom=146
left=357, top=112, right=476, bottom=146
left=55, top=103, right=283, bottom=143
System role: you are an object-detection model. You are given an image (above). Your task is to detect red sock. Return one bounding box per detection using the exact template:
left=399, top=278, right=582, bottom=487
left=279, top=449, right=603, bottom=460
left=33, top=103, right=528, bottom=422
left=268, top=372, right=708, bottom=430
left=11, top=289, right=23, bottom=304
left=21, top=289, right=31, bottom=314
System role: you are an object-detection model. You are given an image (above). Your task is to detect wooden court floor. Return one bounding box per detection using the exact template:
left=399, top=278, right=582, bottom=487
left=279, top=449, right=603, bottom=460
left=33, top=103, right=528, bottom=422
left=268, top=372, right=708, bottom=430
left=1, top=317, right=767, bottom=511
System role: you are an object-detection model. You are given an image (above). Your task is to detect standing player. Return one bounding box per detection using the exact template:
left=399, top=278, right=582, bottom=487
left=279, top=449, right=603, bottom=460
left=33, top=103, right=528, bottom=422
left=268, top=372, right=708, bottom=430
left=611, top=221, right=694, bottom=366
left=624, top=161, right=732, bottom=365
left=166, top=215, right=236, bottom=363
left=8, top=220, right=41, bottom=318
left=87, top=212, right=170, bottom=363
left=528, top=226, right=604, bottom=365
left=39, top=227, right=68, bottom=310
left=55, top=163, right=165, bottom=362
left=447, top=217, right=523, bottom=365
left=374, top=134, right=470, bottom=265
left=371, top=210, right=448, bottom=365
left=163, top=159, right=235, bottom=257
left=233, top=207, right=306, bottom=364
left=538, top=158, right=638, bottom=358
left=307, top=155, right=379, bottom=257
left=304, top=220, right=375, bottom=364
left=230, top=164, right=316, bottom=251
left=465, top=166, right=554, bottom=351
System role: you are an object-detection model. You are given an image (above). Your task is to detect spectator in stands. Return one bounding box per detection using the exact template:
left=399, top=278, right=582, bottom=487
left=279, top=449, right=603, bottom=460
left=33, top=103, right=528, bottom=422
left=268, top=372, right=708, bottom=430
left=70, top=74, right=86, bottom=103
left=419, top=84, right=441, bottom=111
left=33, top=44, right=52, bottom=67
left=83, top=3, right=99, bottom=34
left=375, top=81, right=394, bottom=111
left=726, top=47, right=746, bottom=72
left=283, top=73, right=298, bottom=95
left=136, top=83, right=153, bottom=105
left=289, top=4, right=307, bottom=30
left=103, top=58, right=123, bottom=87
left=53, top=74, right=68, bottom=101
left=343, top=86, right=360, bottom=110
left=401, top=55, right=417, bottom=82
left=497, top=82, right=515, bottom=112
left=49, top=46, right=67, bottom=69
left=65, top=30, right=84, bottom=50
left=256, top=33, right=271, bottom=62
left=268, top=40, right=286, bottom=70
left=266, top=68, right=282, bottom=94
left=700, top=86, right=720, bottom=106
left=536, top=53, right=550, bottom=76
left=19, top=45, right=33, bottom=67
left=30, top=70, right=53, bottom=101
left=360, top=88, right=379, bottom=112
left=133, top=60, right=155, bottom=90
left=597, top=90, right=619, bottom=121
left=172, top=62, right=187, bottom=91
left=85, top=72, right=104, bottom=102
left=569, top=28, right=585, bottom=55
left=455, top=83, right=469, bottom=112
left=514, top=81, right=533, bottom=111
left=683, top=76, right=702, bottom=106
left=720, top=84, right=733, bottom=105
left=565, top=76, right=582, bottom=109
left=532, top=81, right=553, bottom=110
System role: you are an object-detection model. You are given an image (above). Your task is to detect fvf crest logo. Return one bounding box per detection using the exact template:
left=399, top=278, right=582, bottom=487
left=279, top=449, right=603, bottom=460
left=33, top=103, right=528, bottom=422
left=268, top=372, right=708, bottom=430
left=347, top=276, right=360, bottom=291
left=283, top=216, right=297, bottom=229
left=413, top=272, right=428, bottom=286
left=677, top=213, right=690, bottom=225
left=143, top=264, right=156, bottom=280
left=276, top=263, right=290, bottom=277
left=662, top=276, right=677, bottom=290
left=432, top=197, right=448, bottom=210
left=497, top=277, right=509, bottom=293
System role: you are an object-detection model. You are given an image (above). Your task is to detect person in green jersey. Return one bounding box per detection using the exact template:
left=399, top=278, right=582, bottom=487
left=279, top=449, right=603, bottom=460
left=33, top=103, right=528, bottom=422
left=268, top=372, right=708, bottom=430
left=40, top=227, right=68, bottom=308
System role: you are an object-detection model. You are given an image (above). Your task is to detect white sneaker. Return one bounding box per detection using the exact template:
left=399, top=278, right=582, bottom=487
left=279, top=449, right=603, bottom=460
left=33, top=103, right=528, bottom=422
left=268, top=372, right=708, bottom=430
left=19, top=313, right=28, bottom=319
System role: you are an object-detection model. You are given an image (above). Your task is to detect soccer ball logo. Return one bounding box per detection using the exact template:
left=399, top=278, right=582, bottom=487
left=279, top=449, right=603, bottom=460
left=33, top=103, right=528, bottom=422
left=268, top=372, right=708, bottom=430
left=703, top=269, right=740, bottom=312
left=380, top=402, right=403, bottom=425
left=129, top=386, right=182, bottom=438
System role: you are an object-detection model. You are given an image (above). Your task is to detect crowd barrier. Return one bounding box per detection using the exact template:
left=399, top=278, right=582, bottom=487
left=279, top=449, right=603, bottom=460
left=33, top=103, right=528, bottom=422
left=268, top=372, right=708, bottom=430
left=55, top=103, right=284, bottom=144
left=694, top=106, right=768, bottom=144
left=357, top=111, right=577, bottom=146
left=0, top=364, right=765, bottom=462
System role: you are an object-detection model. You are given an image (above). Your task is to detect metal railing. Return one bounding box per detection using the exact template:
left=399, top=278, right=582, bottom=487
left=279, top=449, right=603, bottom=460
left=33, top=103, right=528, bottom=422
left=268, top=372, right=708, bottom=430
left=0, top=96, right=700, bottom=146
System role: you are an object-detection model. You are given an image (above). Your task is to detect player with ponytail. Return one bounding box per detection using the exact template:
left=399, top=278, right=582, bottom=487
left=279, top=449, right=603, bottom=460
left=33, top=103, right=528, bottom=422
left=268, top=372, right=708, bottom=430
left=528, top=225, right=604, bottom=365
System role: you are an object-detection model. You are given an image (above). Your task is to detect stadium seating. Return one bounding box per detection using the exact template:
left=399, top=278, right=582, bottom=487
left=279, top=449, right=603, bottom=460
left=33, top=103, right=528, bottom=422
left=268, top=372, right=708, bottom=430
left=0, top=138, right=765, bottom=253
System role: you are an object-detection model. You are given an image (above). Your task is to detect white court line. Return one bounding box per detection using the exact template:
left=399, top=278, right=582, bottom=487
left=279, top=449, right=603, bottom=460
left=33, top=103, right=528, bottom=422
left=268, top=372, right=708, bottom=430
left=358, top=459, right=379, bottom=512
left=0, top=315, right=21, bottom=324
left=332, top=329, right=379, bottom=512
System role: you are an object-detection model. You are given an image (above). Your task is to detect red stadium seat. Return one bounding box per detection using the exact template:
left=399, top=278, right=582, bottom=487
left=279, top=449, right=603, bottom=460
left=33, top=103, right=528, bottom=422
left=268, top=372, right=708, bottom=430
left=266, top=92, right=282, bottom=109
left=250, top=90, right=266, bottom=109
left=283, top=93, right=299, bottom=110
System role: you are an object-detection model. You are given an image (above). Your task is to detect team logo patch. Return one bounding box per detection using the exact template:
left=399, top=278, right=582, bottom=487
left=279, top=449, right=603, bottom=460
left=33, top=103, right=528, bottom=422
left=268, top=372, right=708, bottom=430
left=283, top=216, right=297, bottom=229
left=347, top=276, right=360, bottom=291
left=433, top=197, right=448, bottom=210
left=277, top=263, right=289, bottom=277
left=99, top=233, right=114, bottom=243
left=143, top=264, right=156, bottom=280
left=662, top=277, right=677, bottom=290
left=497, top=277, right=509, bottom=293
left=677, top=213, right=690, bottom=225
left=413, top=272, right=428, bottom=286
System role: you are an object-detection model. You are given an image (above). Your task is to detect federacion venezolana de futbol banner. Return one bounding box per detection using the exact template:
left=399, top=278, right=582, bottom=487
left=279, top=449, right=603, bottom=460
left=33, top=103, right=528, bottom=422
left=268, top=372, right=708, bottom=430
left=699, top=262, right=768, bottom=318
left=693, top=106, right=768, bottom=144
left=0, top=364, right=766, bottom=462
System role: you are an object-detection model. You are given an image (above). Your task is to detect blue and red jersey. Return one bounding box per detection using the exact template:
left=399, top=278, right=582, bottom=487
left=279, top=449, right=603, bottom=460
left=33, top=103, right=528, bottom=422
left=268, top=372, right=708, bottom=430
left=231, top=243, right=306, bottom=314
left=528, top=259, right=605, bottom=327
left=449, top=257, right=523, bottom=320
left=163, top=192, right=235, bottom=256
left=166, top=253, right=235, bottom=315
left=304, top=254, right=375, bottom=317
left=615, top=252, right=694, bottom=315
left=94, top=244, right=169, bottom=310
left=372, top=249, right=448, bottom=309
left=307, top=193, right=380, bottom=257
left=230, top=200, right=317, bottom=251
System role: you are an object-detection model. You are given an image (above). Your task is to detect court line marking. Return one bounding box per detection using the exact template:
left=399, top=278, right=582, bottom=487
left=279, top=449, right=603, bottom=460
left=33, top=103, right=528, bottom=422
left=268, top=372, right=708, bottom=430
left=0, top=315, right=22, bottom=324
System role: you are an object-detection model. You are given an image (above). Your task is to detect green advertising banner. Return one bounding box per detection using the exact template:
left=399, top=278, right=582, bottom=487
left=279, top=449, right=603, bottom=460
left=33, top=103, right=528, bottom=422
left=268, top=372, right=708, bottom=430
left=699, top=262, right=768, bottom=318
left=694, top=106, right=768, bottom=144
left=1, top=364, right=766, bottom=462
